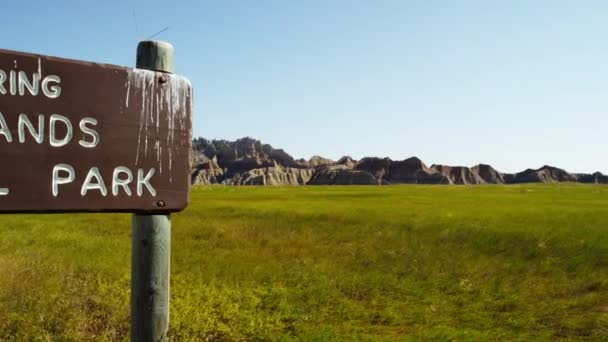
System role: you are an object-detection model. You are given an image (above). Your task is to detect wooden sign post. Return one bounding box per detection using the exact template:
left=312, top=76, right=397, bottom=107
left=0, top=41, right=192, bottom=341
left=131, top=40, right=174, bottom=342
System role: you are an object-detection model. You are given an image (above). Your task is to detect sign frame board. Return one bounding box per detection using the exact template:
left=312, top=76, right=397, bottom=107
left=0, top=48, right=193, bottom=214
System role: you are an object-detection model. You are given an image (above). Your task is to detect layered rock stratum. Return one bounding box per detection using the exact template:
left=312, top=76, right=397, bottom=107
left=191, top=137, right=608, bottom=185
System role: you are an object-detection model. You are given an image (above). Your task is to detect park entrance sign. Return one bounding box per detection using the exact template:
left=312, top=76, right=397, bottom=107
left=1, top=41, right=189, bottom=341
left=0, top=48, right=192, bottom=213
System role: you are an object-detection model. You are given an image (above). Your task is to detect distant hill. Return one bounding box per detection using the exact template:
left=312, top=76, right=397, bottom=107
left=191, top=137, right=608, bottom=185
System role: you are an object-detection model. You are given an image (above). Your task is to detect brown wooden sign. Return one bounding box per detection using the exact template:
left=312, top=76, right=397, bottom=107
left=0, top=49, right=192, bottom=213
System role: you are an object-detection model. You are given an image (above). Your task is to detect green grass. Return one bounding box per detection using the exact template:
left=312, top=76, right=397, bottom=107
left=0, top=185, right=607, bottom=341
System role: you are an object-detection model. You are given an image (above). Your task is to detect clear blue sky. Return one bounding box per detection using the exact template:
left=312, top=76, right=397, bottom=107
left=2, top=1, right=607, bottom=173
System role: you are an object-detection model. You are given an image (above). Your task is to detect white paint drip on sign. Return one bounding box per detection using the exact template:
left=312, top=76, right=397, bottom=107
left=125, top=80, right=130, bottom=108
left=124, top=68, right=191, bottom=181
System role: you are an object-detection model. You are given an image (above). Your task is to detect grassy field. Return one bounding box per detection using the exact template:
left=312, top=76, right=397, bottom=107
left=0, top=185, right=607, bottom=341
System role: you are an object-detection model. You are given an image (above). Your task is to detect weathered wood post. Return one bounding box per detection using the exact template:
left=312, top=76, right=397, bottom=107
left=131, top=40, right=174, bottom=342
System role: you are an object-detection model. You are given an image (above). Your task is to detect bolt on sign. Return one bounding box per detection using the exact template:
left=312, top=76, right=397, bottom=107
left=0, top=48, right=192, bottom=213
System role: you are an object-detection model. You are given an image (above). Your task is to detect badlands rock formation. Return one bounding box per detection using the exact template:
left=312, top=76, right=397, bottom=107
left=431, top=165, right=485, bottom=185
left=308, top=165, right=379, bottom=185
left=472, top=164, right=505, bottom=184
left=503, top=165, right=578, bottom=183
left=577, top=172, right=608, bottom=184
left=191, top=137, right=608, bottom=186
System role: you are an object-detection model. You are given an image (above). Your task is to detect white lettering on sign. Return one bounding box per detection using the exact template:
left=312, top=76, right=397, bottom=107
left=112, top=167, right=133, bottom=196
left=51, top=165, right=157, bottom=198
left=49, top=114, right=73, bottom=147
left=0, top=70, right=5, bottom=95
left=18, top=71, right=40, bottom=96
left=52, top=164, right=75, bottom=197
left=0, top=112, right=99, bottom=147
left=81, top=167, right=108, bottom=196
left=0, top=188, right=9, bottom=196
left=0, top=66, right=61, bottom=98
left=137, top=168, right=157, bottom=196
left=9, top=70, right=16, bottom=95
left=41, top=75, right=61, bottom=98
left=0, top=112, right=12, bottom=142
left=18, top=114, right=44, bottom=144
left=79, top=118, right=99, bottom=148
